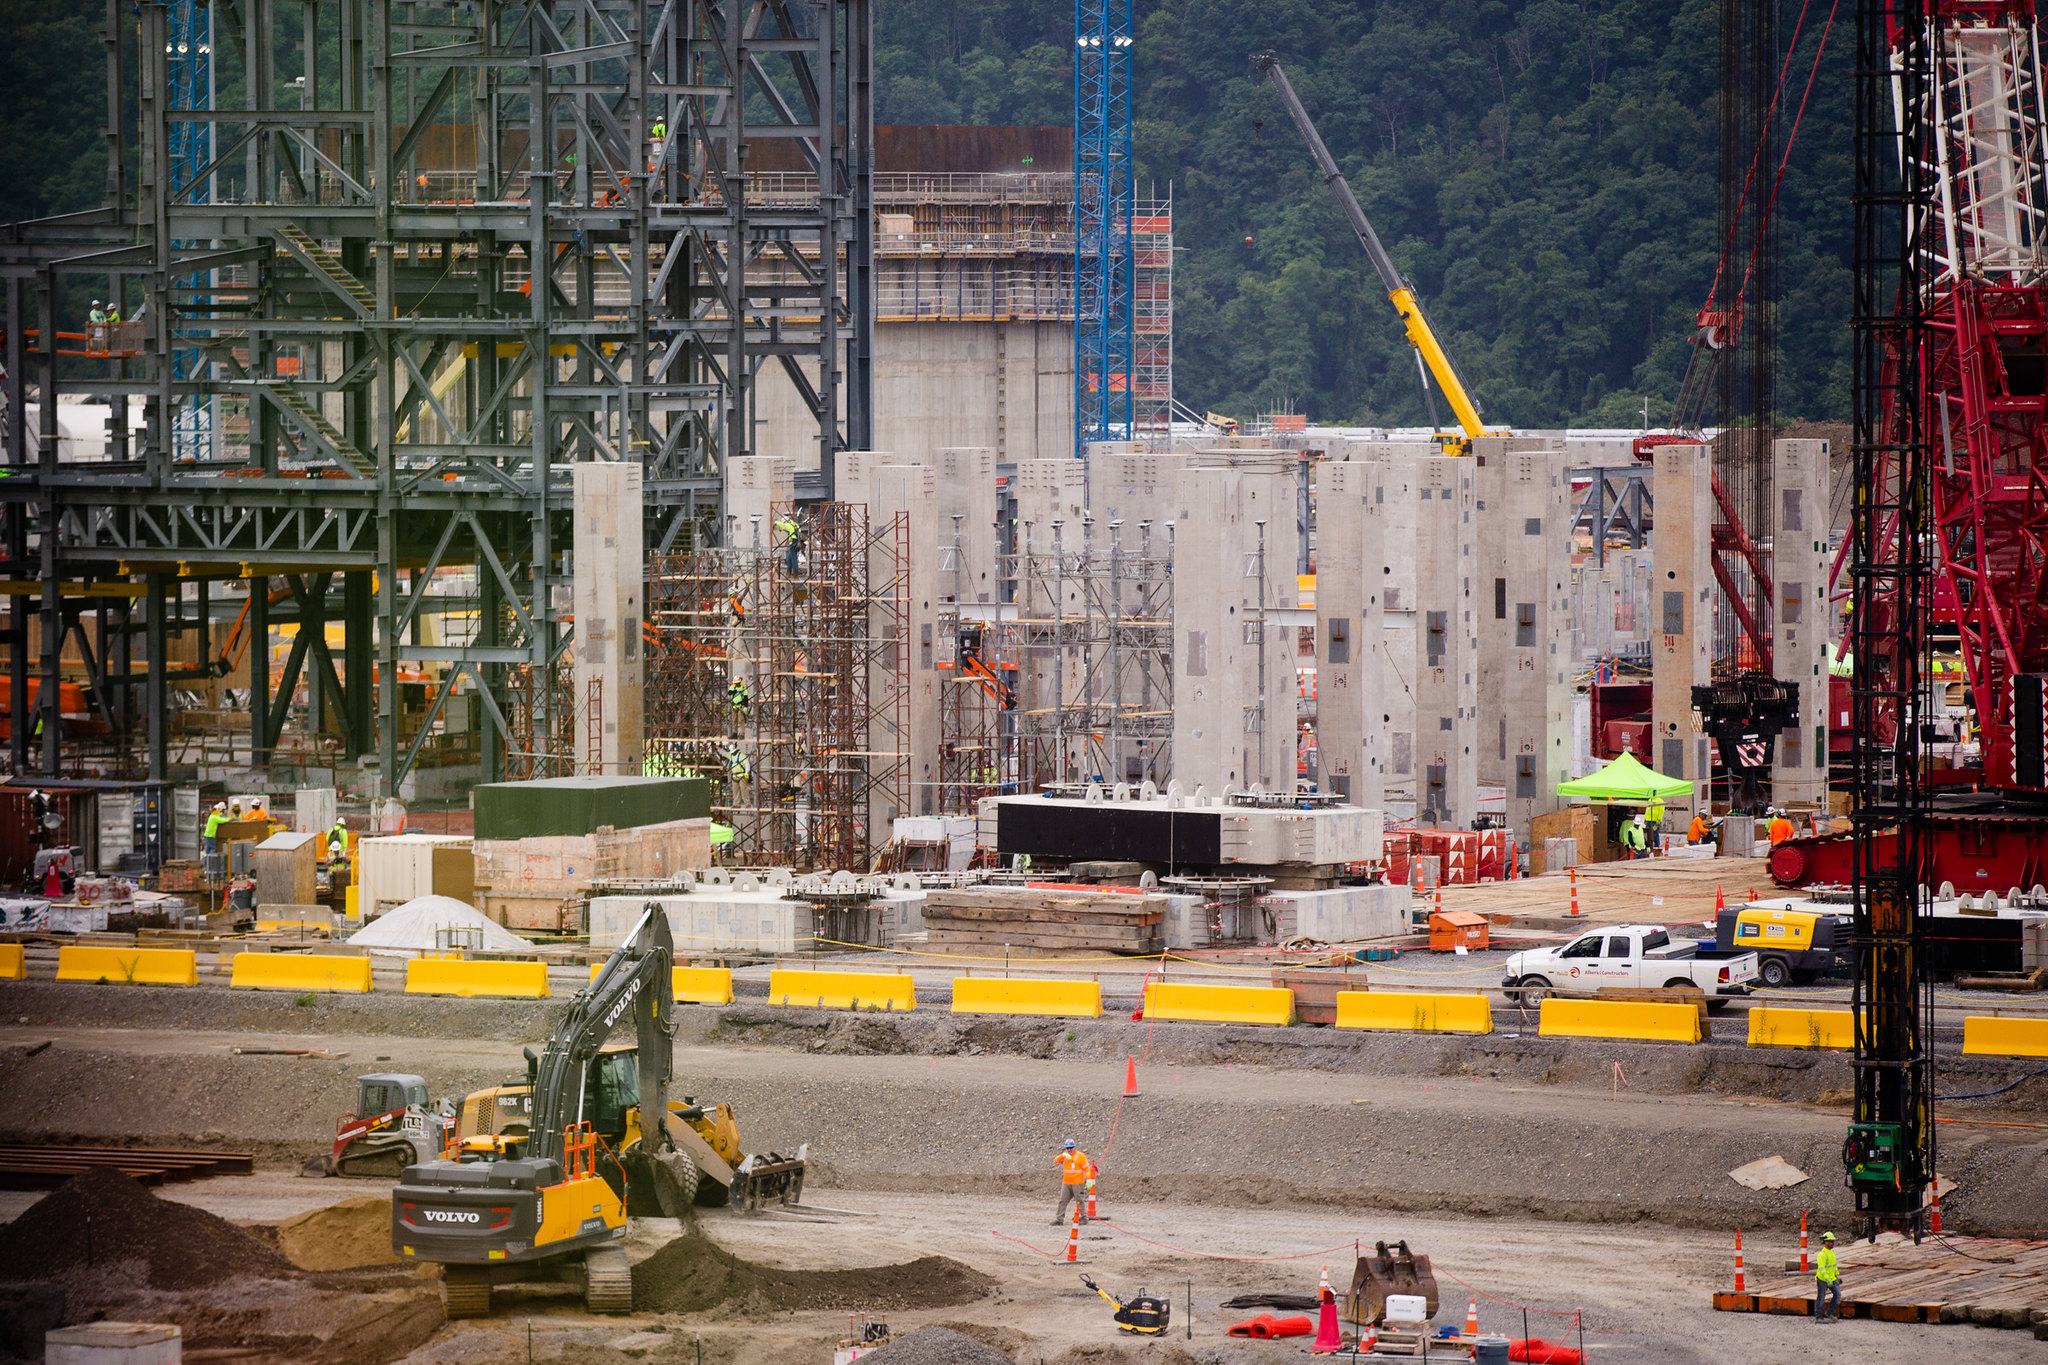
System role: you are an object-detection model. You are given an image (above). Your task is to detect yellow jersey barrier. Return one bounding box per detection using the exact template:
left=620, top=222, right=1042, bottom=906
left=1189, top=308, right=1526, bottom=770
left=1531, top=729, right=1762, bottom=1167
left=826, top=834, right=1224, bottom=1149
left=1538, top=997, right=1700, bottom=1044
left=766, top=968, right=915, bottom=1011
left=230, top=953, right=373, bottom=993
left=1142, top=981, right=1295, bottom=1027
left=586, top=962, right=735, bottom=1005
left=951, top=976, right=1103, bottom=1019
left=405, top=957, right=551, bottom=999
left=1962, top=1015, right=2048, bottom=1059
left=55, top=945, right=199, bottom=988
left=0, top=944, right=23, bottom=980
left=1747, top=1006, right=1855, bottom=1050
left=1335, top=990, right=1492, bottom=1035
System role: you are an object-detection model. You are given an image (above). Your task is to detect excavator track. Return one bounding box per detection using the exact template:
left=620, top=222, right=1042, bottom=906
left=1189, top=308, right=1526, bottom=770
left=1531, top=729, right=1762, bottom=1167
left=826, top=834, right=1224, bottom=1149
left=584, top=1244, right=634, bottom=1314
left=443, top=1265, right=492, bottom=1318
left=335, top=1140, right=413, bottom=1179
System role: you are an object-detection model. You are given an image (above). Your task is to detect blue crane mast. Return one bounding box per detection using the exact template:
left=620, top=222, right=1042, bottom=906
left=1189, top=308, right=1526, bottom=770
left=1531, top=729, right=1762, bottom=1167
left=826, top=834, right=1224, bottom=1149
left=1073, top=0, right=1133, bottom=454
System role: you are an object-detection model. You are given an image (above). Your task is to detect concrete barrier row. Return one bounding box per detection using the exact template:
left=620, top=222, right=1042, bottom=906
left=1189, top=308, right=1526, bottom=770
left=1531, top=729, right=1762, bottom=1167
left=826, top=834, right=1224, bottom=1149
left=587, top=962, right=736, bottom=1005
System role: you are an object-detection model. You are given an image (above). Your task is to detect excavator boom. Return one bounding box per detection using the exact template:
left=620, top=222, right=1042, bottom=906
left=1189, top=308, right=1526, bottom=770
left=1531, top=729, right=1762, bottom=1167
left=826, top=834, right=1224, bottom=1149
left=1251, top=52, right=1489, bottom=445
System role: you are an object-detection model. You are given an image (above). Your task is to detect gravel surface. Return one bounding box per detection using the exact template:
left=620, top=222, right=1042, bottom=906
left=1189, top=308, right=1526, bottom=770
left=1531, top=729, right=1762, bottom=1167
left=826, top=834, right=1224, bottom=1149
left=853, top=1326, right=1014, bottom=1364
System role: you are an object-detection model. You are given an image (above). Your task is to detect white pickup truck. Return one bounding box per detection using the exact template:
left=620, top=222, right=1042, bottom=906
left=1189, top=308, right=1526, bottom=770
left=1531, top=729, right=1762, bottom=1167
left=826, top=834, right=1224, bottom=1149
left=1503, top=924, right=1758, bottom=1011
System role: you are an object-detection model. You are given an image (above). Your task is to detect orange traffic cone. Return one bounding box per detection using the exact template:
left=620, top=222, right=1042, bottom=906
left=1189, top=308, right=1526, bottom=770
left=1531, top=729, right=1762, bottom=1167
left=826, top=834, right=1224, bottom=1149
left=1463, top=1298, right=1479, bottom=1337
left=1931, top=1188, right=1943, bottom=1234
left=1086, top=1176, right=1099, bottom=1220
left=1715, top=884, right=1726, bottom=913
left=1123, top=1056, right=1141, bottom=1097
left=1065, top=1201, right=1081, bottom=1263
left=1569, top=864, right=1581, bottom=917
left=1310, top=1264, right=1343, bottom=1353
left=1733, top=1230, right=1746, bottom=1293
left=1799, top=1210, right=1809, bottom=1272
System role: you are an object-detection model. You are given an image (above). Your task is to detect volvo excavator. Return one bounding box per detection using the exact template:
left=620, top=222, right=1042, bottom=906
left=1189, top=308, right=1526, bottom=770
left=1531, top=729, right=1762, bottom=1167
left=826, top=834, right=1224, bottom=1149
left=389, top=904, right=801, bottom=1316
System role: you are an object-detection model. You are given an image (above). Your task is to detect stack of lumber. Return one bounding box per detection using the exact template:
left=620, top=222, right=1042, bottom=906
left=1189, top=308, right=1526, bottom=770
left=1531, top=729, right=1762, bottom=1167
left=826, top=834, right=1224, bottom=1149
left=922, top=887, right=1165, bottom=955
left=1717, top=1233, right=2048, bottom=1327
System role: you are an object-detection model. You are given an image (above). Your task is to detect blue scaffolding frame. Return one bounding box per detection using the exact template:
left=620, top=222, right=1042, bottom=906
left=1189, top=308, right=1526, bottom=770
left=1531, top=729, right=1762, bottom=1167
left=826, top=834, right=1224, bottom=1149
left=1073, top=0, right=1132, bottom=454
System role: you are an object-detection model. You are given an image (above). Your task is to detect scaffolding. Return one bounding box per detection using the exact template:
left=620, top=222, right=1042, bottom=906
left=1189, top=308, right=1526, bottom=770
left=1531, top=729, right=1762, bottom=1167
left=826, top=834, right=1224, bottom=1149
left=1009, top=516, right=1173, bottom=789
left=1133, top=192, right=1173, bottom=437
left=645, top=503, right=907, bottom=871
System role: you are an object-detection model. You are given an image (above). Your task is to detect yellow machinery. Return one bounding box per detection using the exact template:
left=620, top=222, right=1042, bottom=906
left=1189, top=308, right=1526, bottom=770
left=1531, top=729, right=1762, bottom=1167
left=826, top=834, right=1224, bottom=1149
left=1252, top=53, right=1500, bottom=454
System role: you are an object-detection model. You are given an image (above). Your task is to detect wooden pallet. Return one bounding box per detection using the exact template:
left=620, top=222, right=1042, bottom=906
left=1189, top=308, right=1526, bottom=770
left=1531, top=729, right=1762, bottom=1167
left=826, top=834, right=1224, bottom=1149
left=0, top=1144, right=254, bottom=1190
left=1714, top=1233, right=2048, bottom=1329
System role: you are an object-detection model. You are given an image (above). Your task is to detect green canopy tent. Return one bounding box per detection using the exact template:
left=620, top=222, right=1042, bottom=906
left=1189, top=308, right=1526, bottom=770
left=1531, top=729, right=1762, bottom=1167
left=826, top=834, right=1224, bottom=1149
left=1556, top=750, right=1693, bottom=804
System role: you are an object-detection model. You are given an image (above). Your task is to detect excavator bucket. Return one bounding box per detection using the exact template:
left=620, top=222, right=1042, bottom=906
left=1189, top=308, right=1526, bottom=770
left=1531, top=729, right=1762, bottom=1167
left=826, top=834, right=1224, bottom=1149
left=1344, top=1240, right=1439, bottom=1325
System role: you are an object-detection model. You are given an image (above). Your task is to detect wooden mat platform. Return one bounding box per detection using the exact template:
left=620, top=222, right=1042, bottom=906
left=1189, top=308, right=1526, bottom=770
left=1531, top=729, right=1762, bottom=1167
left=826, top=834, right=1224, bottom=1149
left=1713, top=1232, right=2048, bottom=1330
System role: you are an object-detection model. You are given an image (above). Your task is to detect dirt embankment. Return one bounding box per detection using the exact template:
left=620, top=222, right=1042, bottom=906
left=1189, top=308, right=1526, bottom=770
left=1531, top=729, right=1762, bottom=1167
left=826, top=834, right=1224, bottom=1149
left=0, top=1169, right=441, bottom=1365
left=631, top=1235, right=993, bottom=1315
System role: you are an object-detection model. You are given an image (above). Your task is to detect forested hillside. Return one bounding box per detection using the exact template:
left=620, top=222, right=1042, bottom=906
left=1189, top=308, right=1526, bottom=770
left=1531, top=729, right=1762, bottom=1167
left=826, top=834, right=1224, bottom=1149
left=1, top=0, right=1850, bottom=428
left=878, top=0, right=1850, bottom=428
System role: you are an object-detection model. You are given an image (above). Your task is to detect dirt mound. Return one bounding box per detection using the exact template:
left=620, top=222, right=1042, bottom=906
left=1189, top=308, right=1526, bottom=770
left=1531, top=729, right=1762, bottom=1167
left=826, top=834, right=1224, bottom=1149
left=632, top=1233, right=994, bottom=1314
left=856, top=1326, right=1015, bottom=1364
left=0, top=1167, right=298, bottom=1291
left=276, top=1196, right=402, bottom=1272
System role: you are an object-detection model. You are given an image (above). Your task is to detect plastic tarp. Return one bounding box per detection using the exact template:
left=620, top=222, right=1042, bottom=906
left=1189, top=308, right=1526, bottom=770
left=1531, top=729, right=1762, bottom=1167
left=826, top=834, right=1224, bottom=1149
left=345, top=894, right=535, bottom=958
left=1554, top=751, right=1693, bottom=803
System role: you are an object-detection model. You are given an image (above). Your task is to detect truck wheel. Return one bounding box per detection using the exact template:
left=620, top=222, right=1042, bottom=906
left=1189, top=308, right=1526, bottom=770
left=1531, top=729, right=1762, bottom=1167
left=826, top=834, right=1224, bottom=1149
left=1758, top=958, right=1791, bottom=988
left=1706, top=999, right=1731, bottom=1014
left=1515, top=976, right=1553, bottom=1002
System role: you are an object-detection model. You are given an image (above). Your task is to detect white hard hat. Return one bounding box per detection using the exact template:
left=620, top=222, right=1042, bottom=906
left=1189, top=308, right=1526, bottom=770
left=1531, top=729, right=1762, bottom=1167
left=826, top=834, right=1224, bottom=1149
left=214, top=801, right=227, bottom=811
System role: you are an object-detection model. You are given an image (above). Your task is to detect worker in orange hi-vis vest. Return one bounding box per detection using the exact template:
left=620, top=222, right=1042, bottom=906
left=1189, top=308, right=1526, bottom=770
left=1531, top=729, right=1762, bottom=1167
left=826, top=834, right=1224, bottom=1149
left=1053, top=1140, right=1092, bottom=1226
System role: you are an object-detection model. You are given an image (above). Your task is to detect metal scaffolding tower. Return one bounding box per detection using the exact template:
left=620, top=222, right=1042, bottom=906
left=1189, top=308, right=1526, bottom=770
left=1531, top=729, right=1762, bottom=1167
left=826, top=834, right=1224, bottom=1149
left=1073, top=0, right=1133, bottom=453
left=2, top=0, right=874, bottom=796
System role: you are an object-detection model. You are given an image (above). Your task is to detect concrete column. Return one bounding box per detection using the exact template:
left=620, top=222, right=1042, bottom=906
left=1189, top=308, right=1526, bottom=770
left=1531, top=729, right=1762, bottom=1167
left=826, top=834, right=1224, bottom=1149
left=571, top=461, right=645, bottom=775
left=1475, top=447, right=1509, bottom=787
left=1414, top=456, right=1478, bottom=827
left=1012, top=459, right=1088, bottom=783
left=1497, top=447, right=1575, bottom=844
left=723, top=454, right=794, bottom=549
left=1314, top=459, right=1385, bottom=809
left=1651, top=442, right=1714, bottom=822
left=1772, top=438, right=1831, bottom=809
left=1345, top=443, right=1429, bottom=799
left=1171, top=461, right=1298, bottom=794
left=871, top=462, right=942, bottom=824
left=935, top=447, right=999, bottom=605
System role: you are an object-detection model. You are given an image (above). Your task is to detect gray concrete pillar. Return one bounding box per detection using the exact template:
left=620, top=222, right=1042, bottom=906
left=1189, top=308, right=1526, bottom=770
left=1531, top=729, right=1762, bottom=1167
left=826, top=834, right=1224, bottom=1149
left=1651, top=443, right=1714, bottom=822
left=1772, top=438, right=1831, bottom=809
left=724, top=455, right=795, bottom=549
left=935, top=447, right=999, bottom=605
left=1414, top=455, right=1477, bottom=827
left=571, top=462, right=645, bottom=775
left=1314, top=459, right=1386, bottom=809
left=1498, top=447, right=1575, bottom=844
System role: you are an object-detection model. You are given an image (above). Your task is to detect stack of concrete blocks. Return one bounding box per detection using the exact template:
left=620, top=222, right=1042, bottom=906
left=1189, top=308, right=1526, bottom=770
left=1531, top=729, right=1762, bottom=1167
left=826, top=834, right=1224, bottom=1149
left=1086, top=446, right=1185, bottom=783
left=1651, top=442, right=1715, bottom=824
left=724, top=454, right=796, bottom=551
left=1409, top=454, right=1479, bottom=827
left=1012, top=458, right=1090, bottom=783
left=1314, top=457, right=1387, bottom=808
left=1170, top=451, right=1299, bottom=794
left=1265, top=884, right=1412, bottom=942
left=571, top=462, right=645, bottom=775
left=1332, top=440, right=1429, bottom=800
left=934, top=447, right=1000, bottom=607
left=1474, top=438, right=1575, bottom=845
left=589, top=878, right=926, bottom=952
left=838, top=450, right=941, bottom=827
left=1772, top=438, right=1831, bottom=809
left=472, top=818, right=711, bottom=930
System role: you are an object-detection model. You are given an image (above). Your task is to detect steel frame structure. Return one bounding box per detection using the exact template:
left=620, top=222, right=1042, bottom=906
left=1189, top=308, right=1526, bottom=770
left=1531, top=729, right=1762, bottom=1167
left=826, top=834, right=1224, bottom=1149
left=1849, top=0, right=1936, bottom=1235
left=2, top=0, right=873, bottom=797
left=1073, top=0, right=1132, bottom=452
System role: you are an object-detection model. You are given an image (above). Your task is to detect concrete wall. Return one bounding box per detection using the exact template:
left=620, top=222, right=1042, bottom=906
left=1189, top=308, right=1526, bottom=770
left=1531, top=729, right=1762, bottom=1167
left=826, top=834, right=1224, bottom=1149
left=755, top=321, right=1074, bottom=471
left=1314, top=459, right=1386, bottom=808
left=1772, top=438, right=1831, bottom=808
left=1334, top=440, right=1430, bottom=793
left=1651, top=442, right=1714, bottom=822
left=1413, top=456, right=1478, bottom=826
left=934, top=447, right=1000, bottom=605
left=1171, top=459, right=1299, bottom=793
left=570, top=462, right=644, bottom=775
left=1013, top=459, right=1089, bottom=781
left=1481, top=443, right=1575, bottom=843
left=724, top=455, right=795, bottom=549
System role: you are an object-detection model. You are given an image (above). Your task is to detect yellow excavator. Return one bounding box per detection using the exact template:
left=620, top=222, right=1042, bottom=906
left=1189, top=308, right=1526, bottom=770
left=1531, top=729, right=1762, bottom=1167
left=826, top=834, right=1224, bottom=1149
left=1252, top=53, right=1501, bottom=455
left=390, top=905, right=805, bottom=1317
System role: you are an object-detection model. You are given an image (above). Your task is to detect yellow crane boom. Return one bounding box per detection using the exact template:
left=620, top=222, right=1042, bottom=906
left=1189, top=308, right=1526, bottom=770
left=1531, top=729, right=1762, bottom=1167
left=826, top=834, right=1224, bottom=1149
left=1251, top=52, right=1495, bottom=451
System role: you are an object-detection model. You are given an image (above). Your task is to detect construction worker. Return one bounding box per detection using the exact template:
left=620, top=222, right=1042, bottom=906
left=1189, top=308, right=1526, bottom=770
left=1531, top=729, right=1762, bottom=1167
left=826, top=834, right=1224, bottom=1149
left=1813, top=1232, right=1840, bottom=1321
left=105, top=300, right=121, bottom=324
left=722, top=745, right=750, bottom=784
left=327, top=835, right=351, bottom=889
left=1618, top=815, right=1646, bottom=860
left=1054, top=1140, right=1092, bottom=1226
left=726, top=678, right=750, bottom=717
left=328, top=818, right=349, bottom=858
left=203, top=801, right=228, bottom=855
left=775, top=512, right=804, bottom=575
left=650, top=117, right=666, bottom=142
left=1768, top=808, right=1795, bottom=845
left=1687, top=810, right=1711, bottom=845
left=1645, top=795, right=1665, bottom=841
